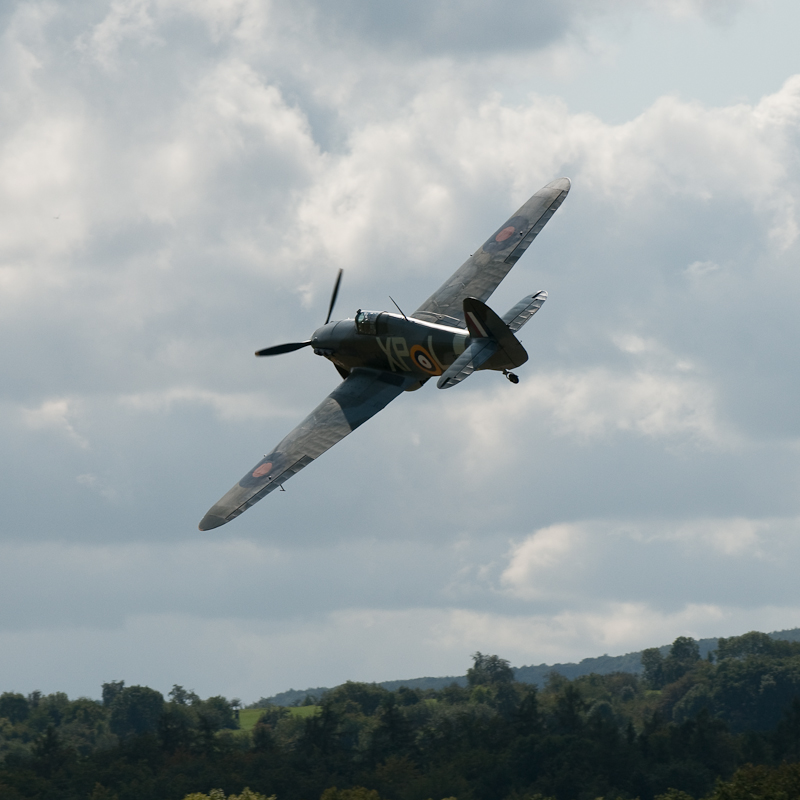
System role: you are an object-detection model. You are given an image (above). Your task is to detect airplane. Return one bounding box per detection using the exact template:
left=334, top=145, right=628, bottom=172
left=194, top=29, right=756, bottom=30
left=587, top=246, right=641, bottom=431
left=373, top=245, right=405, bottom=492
left=199, top=177, right=571, bottom=531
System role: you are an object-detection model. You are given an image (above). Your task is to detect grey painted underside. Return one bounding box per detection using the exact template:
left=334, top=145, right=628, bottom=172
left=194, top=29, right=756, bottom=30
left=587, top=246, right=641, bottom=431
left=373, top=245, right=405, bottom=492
left=199, top=368, right=417, bottom=529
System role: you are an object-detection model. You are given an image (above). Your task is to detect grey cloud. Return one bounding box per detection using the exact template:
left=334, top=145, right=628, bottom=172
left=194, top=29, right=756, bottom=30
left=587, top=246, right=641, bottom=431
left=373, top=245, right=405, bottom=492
left=0, top=536, right=505, bottom=632
left=1, top=0, right=799, bottom=699
left=285, top=0, right=580, bottom=57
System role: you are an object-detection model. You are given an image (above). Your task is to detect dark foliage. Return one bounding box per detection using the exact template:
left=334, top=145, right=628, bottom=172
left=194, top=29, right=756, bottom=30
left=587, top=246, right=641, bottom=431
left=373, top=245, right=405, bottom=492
left=3, top=636, right=800, bottom=799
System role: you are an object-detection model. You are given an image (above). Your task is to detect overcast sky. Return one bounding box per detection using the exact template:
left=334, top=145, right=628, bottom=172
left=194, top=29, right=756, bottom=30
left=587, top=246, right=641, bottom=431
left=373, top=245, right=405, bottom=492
left=2, top=0, right=800, bottom=703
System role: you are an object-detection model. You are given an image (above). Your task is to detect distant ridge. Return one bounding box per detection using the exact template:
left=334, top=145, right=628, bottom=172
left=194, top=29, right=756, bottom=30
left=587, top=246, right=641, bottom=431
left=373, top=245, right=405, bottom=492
left=256, top=626, right=800, bottom=707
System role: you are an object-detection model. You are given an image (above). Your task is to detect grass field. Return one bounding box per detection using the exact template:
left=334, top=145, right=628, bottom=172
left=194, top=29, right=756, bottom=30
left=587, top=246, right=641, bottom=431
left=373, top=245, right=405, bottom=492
left=238, top=705, right=320, bottom=732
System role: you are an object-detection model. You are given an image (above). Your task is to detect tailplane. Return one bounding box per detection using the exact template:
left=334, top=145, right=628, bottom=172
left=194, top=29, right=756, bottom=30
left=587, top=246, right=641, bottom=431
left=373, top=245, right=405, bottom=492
left=437, top=298, right=528, bottom=389
left=502, top=290, right=547, bottom=332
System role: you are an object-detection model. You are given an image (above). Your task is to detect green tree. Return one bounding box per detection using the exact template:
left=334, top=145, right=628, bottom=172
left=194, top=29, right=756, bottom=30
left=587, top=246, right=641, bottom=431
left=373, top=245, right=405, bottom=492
left=662, top=637, right=701, bottom=684
left=102, top=680, right=125, bottom=708
left=552, top=683, right=587, bottom=734
left=299, top=702, right=341, bottom=756
left=325, top=682, right=389, bottom=716
left=368, top=695, right=414, bottom=763
left=109, top=685, right=164, bottom=739
left=32, top=724, right=73, bottom=777
left=158, top=703, right=195, bottom=752
left=182, top=791, right=275, bottom=800
left=467, top=652, right=514, bottom=687
left=513, top=686, right=541, bottom=736
left=88, top=784, right=119, bottom=800
left=773, top=696, right=800, bottom=760
left=670, top=636, right=700, bottom=663
left=708, top=762, right=800, bottom=799
left=169, top=684, right=200, bottom=705
left=0, top=693, right=29, bottom=724
left=715, top=631, right=800, bottom=661
left=320, top=788, right=384, bottom=800
left=251, top=721, right=277, bottom=753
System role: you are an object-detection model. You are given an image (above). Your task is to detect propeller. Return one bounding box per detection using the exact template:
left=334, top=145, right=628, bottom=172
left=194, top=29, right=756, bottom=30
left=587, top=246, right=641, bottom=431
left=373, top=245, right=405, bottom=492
left=255, top=340, right=311, bottom=357
left=325, top=268, right=343, bottom=325
left=255, top=269, right=343, bottom=357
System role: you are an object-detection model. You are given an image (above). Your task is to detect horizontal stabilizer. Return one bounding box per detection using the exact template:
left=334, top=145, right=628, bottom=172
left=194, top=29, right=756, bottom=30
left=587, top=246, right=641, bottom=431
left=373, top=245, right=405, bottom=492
left=502, top=291, right=547, bottom=333
left=437, top=339, right=498, bottom=389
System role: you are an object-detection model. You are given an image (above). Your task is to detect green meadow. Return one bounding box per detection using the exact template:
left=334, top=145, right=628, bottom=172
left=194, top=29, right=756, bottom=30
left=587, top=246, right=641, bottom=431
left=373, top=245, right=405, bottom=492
left=238, top=705, right=320, bottom=732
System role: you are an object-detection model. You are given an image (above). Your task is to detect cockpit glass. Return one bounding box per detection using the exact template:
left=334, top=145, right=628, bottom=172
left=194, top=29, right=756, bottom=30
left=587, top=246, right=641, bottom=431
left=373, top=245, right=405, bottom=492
left=354, top=309, right=379, bottom=335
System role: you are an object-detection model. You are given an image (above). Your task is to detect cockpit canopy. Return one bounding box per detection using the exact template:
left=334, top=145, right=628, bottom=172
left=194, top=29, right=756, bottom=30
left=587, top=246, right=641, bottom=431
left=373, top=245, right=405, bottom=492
left=354, top=309, right=382, bottom=335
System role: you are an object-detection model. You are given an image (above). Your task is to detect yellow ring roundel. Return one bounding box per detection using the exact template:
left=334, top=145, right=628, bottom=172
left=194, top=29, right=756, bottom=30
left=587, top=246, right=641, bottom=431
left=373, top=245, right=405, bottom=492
left=410, top=345, right=442, bottom=375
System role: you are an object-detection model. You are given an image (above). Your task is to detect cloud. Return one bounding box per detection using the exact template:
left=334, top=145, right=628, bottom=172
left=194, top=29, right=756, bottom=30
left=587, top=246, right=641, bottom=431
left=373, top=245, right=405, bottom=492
left=645, top=0, right=748, bottom=25
left=500, top=516, right=800, bottom=610
left=119, top=387, right=295, bottom=422
left=500, top=524, right=586, bottom=600
left=0, top=511, right=797, bottom=699
left=3, top=598, right=797, bottom=701
left=20, top=398, right=88, bottom=448
left=1, top=0, right=800, bottom=701
left=459, top=367, right=725, bottom=447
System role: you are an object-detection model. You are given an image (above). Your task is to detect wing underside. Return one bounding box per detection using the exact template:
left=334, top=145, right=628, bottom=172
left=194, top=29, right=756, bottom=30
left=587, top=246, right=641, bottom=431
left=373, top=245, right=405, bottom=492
left=412, top=178, right=570, bottom=328
left=199, top=368, right=417, bottom=530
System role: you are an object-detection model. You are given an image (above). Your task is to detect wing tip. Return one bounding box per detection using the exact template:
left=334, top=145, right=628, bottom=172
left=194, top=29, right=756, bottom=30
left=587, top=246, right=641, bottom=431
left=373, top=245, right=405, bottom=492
left=198, top=512, right=229, bottom=531
left=548, top=176, right=571, bottom=193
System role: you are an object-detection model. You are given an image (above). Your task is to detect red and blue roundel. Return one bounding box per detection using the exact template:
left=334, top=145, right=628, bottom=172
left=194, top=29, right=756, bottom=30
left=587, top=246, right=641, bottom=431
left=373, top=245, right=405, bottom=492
left=240, top=454, right=279, bottom=488
left=482, top=215, right=528, bottom=254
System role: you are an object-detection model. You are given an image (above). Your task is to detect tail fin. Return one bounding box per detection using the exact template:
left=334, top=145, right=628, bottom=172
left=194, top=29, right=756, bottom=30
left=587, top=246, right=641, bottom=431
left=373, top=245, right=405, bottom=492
left=463, top=298, right=527, bottom=367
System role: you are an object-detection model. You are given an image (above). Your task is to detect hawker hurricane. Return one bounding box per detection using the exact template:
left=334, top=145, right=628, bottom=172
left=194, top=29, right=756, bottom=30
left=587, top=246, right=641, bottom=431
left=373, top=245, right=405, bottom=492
left=199, top=177, right=570, bottom=530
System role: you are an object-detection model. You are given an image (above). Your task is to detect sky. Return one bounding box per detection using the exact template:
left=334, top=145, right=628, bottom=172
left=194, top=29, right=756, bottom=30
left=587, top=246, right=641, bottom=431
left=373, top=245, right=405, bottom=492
left=2, top=0, right=800, bottom=703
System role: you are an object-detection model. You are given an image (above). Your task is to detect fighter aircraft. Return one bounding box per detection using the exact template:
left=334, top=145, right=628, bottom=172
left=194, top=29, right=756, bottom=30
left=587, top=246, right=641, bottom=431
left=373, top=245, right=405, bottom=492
left=199, top=177, right=570, bottom=530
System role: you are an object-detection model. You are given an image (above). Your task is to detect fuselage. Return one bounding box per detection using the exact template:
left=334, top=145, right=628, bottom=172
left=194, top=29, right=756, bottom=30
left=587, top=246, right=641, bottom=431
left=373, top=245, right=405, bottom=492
left=310, top=311, right=469, bottom=385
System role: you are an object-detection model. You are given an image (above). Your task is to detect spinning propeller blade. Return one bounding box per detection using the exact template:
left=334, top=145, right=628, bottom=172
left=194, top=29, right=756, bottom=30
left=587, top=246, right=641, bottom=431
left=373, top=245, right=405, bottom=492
left=325, top=268, right=343, bottom=325
left=255, top=341, right=312, bottom=357
left=255, top=270, right=343, bottom=357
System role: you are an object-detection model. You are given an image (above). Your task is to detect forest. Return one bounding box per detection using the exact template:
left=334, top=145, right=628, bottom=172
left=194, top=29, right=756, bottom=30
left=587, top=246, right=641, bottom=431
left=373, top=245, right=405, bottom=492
left=2, top=631, right=800, bottom=800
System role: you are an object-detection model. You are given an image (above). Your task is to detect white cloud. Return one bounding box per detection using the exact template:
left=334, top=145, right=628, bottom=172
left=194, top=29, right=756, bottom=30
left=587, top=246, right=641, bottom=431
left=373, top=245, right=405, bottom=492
left=2, top=0, right=800, bottom=701
left=500, top=524, right=586, bottom=600
left=500, top=516, right=799, bottom=609
left=447, top=366, right=728, bottom=479
left=78, top=0, right=159, bottom=70
left=19, top=398, right=88, bottom=448
left=686, top=259, right=721, bottom=277
left=644, top=0, right=748, bottom=24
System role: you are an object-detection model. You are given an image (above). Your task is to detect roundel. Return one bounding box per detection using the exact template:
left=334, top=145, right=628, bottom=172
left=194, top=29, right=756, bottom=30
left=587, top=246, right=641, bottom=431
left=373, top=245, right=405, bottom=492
left=240, top=453, right=282, bottom=488
left=495, top=226, right=516, bottom=242
left=252, top=462, right=273, bottom=478
left=482, top=215, right=528, bottom=254
left=410, top=345, right=442, bottom=376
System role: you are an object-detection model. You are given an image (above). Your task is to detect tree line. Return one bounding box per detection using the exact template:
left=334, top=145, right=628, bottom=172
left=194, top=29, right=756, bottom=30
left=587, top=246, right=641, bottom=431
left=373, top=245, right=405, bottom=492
left=2, top=634, right=800, bottom=799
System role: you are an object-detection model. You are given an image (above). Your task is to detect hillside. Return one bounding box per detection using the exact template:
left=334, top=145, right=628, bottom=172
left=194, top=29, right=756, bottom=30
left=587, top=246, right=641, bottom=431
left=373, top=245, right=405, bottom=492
left=6, top=627, right=800, bottom=799
left=257, top=625, right=800, bottom=706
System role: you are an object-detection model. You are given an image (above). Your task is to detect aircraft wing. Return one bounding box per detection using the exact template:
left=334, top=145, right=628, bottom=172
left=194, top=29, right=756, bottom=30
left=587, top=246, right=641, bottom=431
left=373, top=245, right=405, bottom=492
left=199, top=368, right=418, bottom=530
left=412, top=178, right=570, bottom=328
